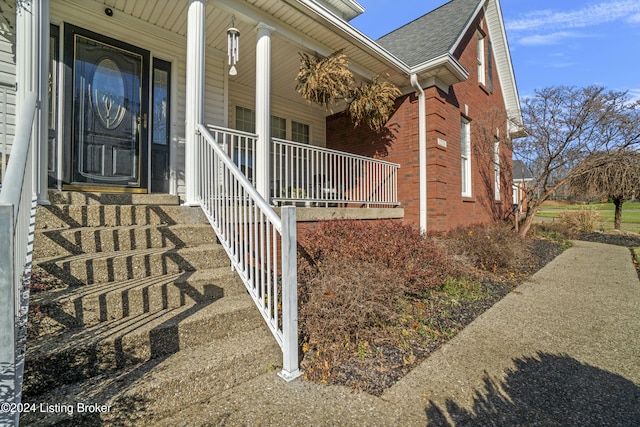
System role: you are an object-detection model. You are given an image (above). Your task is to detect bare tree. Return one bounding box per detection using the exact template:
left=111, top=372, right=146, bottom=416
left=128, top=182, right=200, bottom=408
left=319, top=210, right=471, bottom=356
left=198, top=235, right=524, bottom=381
left=471, top=107, right=514, bottom=222
left=568, top=150, right=640, bottom=229
left=513, top=86, right=640, bottom=236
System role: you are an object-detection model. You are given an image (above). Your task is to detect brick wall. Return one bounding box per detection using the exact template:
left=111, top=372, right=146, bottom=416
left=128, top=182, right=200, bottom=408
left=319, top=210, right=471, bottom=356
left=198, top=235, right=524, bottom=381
left=327, top=13, right=514, bottom=233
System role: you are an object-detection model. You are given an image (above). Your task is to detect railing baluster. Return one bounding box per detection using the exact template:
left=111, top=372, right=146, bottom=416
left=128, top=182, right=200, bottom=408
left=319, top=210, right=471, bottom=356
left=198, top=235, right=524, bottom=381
left=197, top=125, right=300, bottom=381
left=268, top=138, right=399, bottom=207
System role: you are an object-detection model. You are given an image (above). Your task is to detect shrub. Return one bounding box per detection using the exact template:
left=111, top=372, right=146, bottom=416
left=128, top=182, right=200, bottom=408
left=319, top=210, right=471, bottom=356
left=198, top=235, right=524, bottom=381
left=558, top=206, right=602, bottom=236
left=442, top=224, right=527, bottom=272
left=298, top=220, right=459, bottom=293
left=299, top=259, right=404, bottom=381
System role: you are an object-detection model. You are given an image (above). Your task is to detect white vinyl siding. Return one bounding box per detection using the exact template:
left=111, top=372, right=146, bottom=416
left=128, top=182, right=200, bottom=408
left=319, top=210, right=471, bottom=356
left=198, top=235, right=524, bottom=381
left=461, top=118, right=471, bottom=197
left=0, top=8, right=16, bottom=161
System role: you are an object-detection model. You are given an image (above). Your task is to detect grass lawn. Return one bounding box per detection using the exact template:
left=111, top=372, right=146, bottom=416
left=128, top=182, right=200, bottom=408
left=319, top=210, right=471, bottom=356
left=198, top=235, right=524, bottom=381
left=536, top=202, right=640, bottom=232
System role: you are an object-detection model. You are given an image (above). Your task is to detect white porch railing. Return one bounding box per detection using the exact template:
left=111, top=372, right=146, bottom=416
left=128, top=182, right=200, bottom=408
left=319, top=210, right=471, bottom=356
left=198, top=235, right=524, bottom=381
left=272, top=138, right=400, bottom=207
left=0, top=92, right=38, bottom=427
left=207, top=124, right=257, bottom=186
left=195, top=124, right=301, bottom=381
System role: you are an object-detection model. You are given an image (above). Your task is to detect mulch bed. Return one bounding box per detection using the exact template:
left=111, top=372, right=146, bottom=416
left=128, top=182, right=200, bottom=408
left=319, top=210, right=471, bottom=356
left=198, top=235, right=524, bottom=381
left=327, top=238, right=565, bottom=396
left=328, top=232, right=640, bottom=396
left=578, top=231, right=640, bottom=247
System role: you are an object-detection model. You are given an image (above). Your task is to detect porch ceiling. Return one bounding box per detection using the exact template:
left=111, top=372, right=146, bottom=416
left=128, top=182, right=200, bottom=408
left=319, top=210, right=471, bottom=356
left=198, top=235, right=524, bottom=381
left=100, top=0, right=410, bottom=96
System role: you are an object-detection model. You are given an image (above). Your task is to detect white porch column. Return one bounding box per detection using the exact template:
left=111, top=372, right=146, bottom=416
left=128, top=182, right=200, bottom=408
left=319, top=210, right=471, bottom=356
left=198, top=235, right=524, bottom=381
left=255, top=23, right=274, bottom=199
left=185, top=0, right=206, bottom=206
left=16, top=0, right=49, bottom=204
left=35, top=0, right=50, bottom=204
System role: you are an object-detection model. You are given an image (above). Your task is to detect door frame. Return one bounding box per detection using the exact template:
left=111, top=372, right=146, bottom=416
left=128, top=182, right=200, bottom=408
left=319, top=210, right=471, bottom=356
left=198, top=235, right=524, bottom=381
left=62, top=23, right=150, bottom=193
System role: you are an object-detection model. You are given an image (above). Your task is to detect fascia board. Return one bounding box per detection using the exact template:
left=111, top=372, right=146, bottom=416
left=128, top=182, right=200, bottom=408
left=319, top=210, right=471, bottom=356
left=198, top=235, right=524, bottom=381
left=293, top=0, right=411, bottom=72
left=411, top=53, right=470, bottom=82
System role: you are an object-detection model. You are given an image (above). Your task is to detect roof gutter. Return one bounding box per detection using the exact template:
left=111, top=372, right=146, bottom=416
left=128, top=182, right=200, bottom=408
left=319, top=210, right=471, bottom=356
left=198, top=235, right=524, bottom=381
left=410, top=73, right=427, bottom=233
left=410, top=53, right=469, bottom=82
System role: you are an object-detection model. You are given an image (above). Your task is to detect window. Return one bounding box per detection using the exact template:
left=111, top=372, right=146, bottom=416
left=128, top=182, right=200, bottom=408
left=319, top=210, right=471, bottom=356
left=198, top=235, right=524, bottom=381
left=235, top=106, right=255, bottom=133
left=487, top=39, right=493, bottom=93
left=291, top=121, right=310, bottom=144
left=461, top=118, right=472, bottom=197
left=477, top=32, right=485, bottom=86
left=235, top=106, right=310, bottom=143
left=494, top=138, right=501, bottom=200
left=271, top=115, right=286, bottom=139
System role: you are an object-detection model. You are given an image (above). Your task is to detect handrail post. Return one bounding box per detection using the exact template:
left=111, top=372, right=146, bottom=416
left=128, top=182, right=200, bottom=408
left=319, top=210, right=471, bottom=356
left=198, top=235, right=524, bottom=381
left=278, top=206, right=301, bottom=381
left=0, top=205, right=16, bottom=426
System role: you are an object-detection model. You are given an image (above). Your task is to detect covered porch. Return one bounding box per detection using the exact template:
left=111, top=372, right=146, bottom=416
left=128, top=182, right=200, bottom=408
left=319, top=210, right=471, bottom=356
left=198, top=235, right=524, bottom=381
left=179, top=0, right=406, bottom=210
left=1, top=0, right=407, bottom=210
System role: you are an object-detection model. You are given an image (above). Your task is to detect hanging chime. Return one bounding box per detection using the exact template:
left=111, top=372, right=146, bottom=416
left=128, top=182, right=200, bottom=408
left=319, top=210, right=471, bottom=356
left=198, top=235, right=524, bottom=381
left=227, top=16, right=240, bottom=76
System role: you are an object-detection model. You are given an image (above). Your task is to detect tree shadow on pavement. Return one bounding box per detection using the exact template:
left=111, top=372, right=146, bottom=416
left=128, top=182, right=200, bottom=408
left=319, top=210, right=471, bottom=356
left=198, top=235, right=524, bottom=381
left=425, top=352, right=640, bottom=426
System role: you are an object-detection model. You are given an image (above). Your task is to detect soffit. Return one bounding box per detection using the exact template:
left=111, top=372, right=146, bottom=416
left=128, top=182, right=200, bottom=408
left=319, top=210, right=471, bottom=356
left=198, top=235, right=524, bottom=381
left=100, top=0, right=408, bottom=87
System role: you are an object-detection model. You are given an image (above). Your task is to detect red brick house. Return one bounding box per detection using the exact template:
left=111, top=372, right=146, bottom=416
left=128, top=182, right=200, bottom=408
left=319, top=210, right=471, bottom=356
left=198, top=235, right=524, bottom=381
left=328, top=0, right=522, bottom=232
left=1, top=0, right=523, bottom=410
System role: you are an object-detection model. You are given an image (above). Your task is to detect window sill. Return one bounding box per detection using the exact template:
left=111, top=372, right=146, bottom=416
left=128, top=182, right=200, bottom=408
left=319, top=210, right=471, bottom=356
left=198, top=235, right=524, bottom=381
left=462, top=196, right=475, bottom=203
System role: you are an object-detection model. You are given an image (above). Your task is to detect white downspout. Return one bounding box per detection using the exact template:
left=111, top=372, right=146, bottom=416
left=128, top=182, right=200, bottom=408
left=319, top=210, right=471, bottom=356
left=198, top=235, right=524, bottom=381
left=410, top=74, right=427, bottom=233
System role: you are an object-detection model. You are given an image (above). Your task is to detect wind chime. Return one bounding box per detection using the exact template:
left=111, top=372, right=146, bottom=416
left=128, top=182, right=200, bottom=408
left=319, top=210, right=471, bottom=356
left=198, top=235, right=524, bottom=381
left=227, top=16, right=240, bottom=76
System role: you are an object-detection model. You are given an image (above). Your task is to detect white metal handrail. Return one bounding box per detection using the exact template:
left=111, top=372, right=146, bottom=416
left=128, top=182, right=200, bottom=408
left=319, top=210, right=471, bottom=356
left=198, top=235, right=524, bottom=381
left=206, top=124, right=257, bottom=186
left=272, top=137, right=400, bottom=206
left=0, top=91, right=38, bottom=427
left=195, top=124, right=300, bottom=381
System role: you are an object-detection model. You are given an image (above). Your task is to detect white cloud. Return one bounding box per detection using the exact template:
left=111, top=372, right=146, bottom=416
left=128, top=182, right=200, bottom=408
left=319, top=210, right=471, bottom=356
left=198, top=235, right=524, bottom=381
left=628, top=89, right=640, bottom=102
left=517, top=31, right=587, bottom=46
left=506, top=0, right=640, bottom=32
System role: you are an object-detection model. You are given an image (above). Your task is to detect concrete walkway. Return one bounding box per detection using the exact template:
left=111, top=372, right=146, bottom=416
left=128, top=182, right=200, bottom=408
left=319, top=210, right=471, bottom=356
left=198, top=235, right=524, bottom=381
left=157, top=241, right=640, bottom=426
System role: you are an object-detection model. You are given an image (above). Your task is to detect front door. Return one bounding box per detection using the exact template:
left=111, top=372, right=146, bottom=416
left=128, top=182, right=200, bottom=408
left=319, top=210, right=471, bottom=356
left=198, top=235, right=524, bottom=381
left=65, top=25, right=149, bottom=190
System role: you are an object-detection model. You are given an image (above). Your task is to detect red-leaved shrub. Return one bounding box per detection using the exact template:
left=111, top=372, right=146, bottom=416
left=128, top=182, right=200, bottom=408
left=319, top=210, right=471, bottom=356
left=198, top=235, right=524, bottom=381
left=298, top=220, right=459, bottom=294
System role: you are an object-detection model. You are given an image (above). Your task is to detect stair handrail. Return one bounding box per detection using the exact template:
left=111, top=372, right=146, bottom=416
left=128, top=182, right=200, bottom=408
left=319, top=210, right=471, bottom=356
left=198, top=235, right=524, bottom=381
left=195, top=124, right=301, bottom=381
left=0, top=91, right=38, bottom=427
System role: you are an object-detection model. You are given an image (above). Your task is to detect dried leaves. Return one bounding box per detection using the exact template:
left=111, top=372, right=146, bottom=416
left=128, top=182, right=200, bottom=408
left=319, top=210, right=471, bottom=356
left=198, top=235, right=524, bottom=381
left=349, top=77, right=401, bottom=132
left=296, top=50, right=353, bottom=111
left=296, top=50, right=401, bottom=132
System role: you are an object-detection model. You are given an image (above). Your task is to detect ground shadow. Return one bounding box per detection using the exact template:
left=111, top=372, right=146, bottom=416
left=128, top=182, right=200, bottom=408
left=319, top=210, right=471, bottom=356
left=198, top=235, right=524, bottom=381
left=425, top=352, right=640, bottom=426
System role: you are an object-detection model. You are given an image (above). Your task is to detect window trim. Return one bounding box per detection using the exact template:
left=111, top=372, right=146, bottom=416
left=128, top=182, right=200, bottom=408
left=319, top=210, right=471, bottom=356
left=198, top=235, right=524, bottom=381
left=494, top=138, right=501, bottom=201
left=461, top=117, right=472, bottom=197
left=477, top=32, right=486, bottom=86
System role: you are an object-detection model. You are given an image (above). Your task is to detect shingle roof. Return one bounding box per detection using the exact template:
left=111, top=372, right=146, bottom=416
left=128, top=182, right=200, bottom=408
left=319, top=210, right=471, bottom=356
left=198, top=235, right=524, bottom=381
left=513, top=160, right=534, bottom=181
left=376, top=0, right=482, bottom=67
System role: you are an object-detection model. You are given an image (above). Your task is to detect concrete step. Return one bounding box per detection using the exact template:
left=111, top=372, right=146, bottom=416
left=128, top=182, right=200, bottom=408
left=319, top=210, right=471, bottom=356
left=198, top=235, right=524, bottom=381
left=47, top=190, right=181, bottom=206
left=20, top=325, right=281, bottom=426
left=23, top=293, right=263, bottom=398
left=29, top=267, right=246, bottom=333
left=34, top=223, right=218, bottom=258
left=35, top=244, right=231, bottom=286
left=35, top=204, right=208, bottom=230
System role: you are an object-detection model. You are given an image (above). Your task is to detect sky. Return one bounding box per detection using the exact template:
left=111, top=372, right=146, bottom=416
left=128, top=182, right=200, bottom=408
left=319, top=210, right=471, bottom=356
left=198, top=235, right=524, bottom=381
left=350, top=0, right=640, bottom=100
